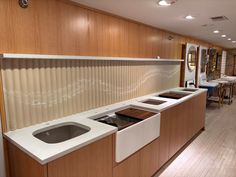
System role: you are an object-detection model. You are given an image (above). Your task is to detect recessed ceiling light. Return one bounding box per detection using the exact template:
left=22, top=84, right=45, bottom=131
left=232, top=41, right=236, bottom=43
left=185, top=15, right=195, bottom=20
left=213, top=30, right=220, bottom=34
left=221, top=34, right=226, bottom=38
left=158, top=0, right=171, bottom=6
left=228, top=38, right=231, bottom=41
left=158, top=0, right=177, bottom=6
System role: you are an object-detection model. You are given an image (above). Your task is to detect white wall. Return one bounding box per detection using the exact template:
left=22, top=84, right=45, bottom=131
left=0, top=117, right=6, bottom=177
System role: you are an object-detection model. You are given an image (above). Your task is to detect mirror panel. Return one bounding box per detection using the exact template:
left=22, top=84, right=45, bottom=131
left=187, top=46, right=197, bottom=71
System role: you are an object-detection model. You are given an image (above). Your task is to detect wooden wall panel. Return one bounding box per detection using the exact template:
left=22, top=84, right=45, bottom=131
left=0, top=0, right=221, bottom=58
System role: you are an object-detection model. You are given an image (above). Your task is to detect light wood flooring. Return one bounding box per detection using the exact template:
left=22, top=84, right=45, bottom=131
left=155, top=100, right=236, bottom=177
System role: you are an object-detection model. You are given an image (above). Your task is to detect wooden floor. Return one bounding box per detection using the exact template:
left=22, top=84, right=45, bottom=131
left=155, top=100, right=236, bottom=177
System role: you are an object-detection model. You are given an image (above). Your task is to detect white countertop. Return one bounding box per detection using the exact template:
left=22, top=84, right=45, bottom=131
left=131, top=87, right=207, bottom=112
left=4, top=87, right=207, bottom=165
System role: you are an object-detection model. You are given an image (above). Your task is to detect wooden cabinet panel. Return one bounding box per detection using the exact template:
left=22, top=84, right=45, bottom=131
left=114, top=137, right=160, bottom=177
left=159, top=112, right=171, bottom=167
left=168, top=104, right=182, bottom=158
left=186, top=92, right=206, bottom=139
left=162, top=103, right=186, bottom=159
left=176, top=102, right=190, bottom=150
left=192, top=92, right=206, bottom=134
left=7, top=141, right=47, bottom=177
left=113, top=152, right=140, bottom=177
left=140, top=138, right=160, bottom=177
left=169, top=93, right=206, bottom=158
left=159, top=92, right=206, bottom=165
left=48, top=135, right=113, bottom=177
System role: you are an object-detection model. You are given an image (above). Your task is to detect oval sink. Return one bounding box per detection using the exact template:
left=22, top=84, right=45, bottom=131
left=33, top=122, right=90, bottom=144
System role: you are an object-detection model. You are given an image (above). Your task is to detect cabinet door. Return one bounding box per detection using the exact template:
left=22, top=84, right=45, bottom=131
left=113, top=152, right=140, bottom=177
left=168, top=105, right=180, bottom=157
left=168, top=102, right=189, bottom=158
left=48, top=135, right=113, bottom=177
left=8, top=142, right=47, bottom=177
left=140, top=138, right=160, bottom=177
left=158, top=111, right=171, bottom=167
left=177, top=101, right=190, bottom=148
left=192, top=92, right=206, bottom=135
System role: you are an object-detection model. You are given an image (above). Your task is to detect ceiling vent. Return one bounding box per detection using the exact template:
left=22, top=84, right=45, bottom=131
left=210, top=16, right=229, bottom=22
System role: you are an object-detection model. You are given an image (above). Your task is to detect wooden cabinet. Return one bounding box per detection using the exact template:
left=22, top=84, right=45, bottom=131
left=168, top=104, right=182, bottom=158
left=193, top=92, right=206, bottom=134
left=187, top=92, right=206, bottom=139
left=140, top=138, right=160, bottom=177
left=48, top=135, right=113, bottom=177
left=158, top=110, right=170, bottom=167
left=113, top=151, right=140, bottom=177
left=113, top=138, right=160, bottom=177
left=114, top=91, right=207, bottom=177
left=7, top=92, right=206, bottom=177
left=169, top=101, right=190, bottom=158
left=159, top=92, right=206, bottom=165
left=8, top=135, right=113, bottom=177
left=8, top=141, right=47, bottom=177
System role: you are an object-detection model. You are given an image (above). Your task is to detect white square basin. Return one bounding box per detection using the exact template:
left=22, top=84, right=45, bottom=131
left=115, top=112, right=160, bottom=162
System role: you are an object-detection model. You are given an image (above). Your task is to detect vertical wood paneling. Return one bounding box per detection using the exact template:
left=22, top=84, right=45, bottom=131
left=0, top=0, right=222, bottom=57
left=2, top=59, right=180, bottom=131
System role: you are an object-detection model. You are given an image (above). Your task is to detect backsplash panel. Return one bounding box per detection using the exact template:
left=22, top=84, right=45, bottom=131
left=1, top=59, right=180, bottom=131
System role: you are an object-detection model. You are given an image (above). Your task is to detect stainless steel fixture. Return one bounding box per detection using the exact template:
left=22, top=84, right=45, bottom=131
left=96, top=115, right=141, bottom=131
left=95, top=107, right=156, bottom=131
left=33, top=122, right=90, bottom=144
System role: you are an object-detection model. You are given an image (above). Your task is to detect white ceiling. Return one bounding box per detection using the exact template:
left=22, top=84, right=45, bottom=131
left=72, top=0, right=236, bottom=49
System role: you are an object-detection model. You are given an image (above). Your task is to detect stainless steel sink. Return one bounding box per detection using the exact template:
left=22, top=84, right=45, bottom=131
left=33, top=122, right=90, bottom=144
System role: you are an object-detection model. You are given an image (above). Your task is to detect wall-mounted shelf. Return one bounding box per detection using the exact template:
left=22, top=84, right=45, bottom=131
left=0, top=53, right=184, bottom=63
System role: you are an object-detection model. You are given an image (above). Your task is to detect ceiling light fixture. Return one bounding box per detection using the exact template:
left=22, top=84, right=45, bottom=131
left=221, top=34, right=226, bottom=38
left=213, top=30, right=220, bottom=34
left=185, top=15, right=195, bottom=20
left=232, top=41, right=236, bottom=43
left=228, top=38, right=232, bottom=41
left=158, top=0, right=171, bottom=6
left=158, top=0, right=177, bottom=6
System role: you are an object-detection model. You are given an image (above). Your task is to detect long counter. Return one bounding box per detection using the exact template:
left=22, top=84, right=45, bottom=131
left=4, top=87, right=207, bottom=165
